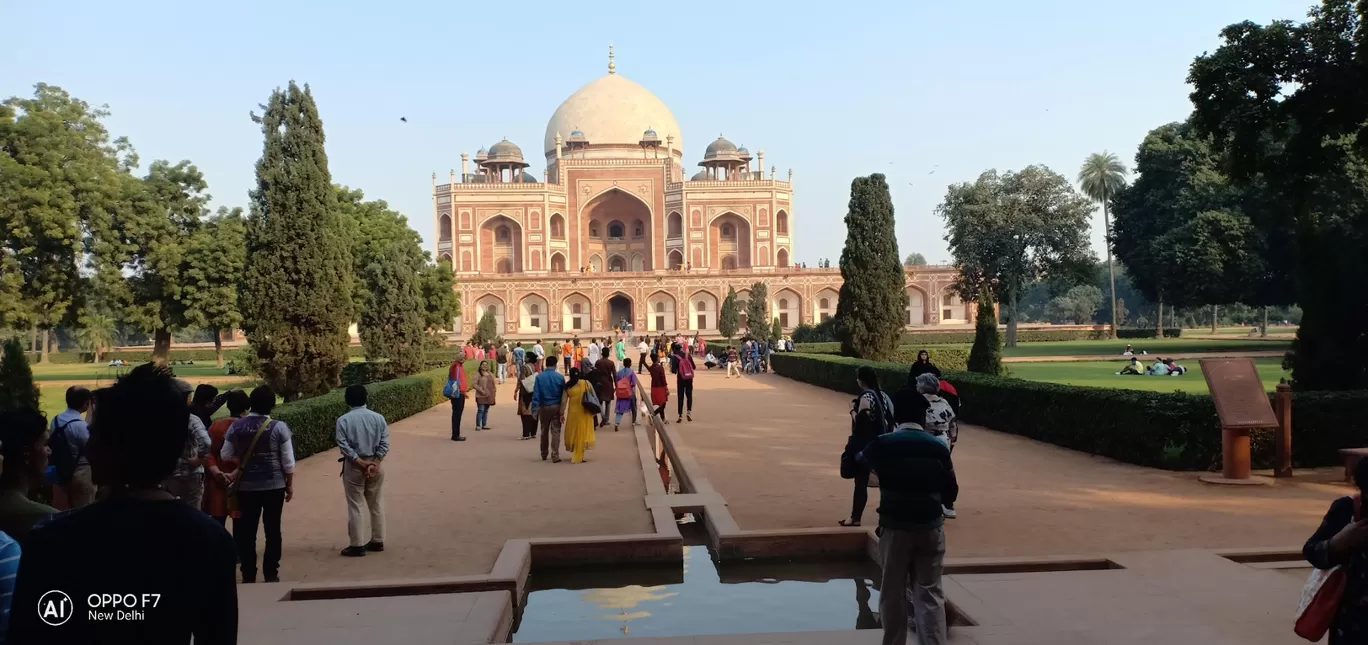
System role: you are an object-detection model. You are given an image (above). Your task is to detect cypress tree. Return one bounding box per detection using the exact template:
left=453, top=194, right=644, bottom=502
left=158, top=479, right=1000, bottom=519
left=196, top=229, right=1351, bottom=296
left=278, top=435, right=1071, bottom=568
left=745, top=282, right=770, bottom=343
left=718, top=286, right=740, bottom=341
left=836, top=174, right=905, bottom=359
left=0, top=338, right=39, bottom=410
left=241, top=82, right=354, bottom=400
left=359, top=246, right=426, bottom=379
left=771, top=317, right=783, bottom=344
left=472, top=309, right=500, bottom=347
left=967, top=288, right=1003, bottom=375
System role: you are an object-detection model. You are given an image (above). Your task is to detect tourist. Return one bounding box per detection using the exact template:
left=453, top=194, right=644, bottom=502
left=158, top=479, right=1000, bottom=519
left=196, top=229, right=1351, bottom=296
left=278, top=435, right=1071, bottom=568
left=593, top=347, right=617, bottom=428
left=530, top=355, right=567, bottom=462
left=498, top=342, right=511, bottom=384
left=1116, top=356, right=1144, bottom=376
left=859, top=382, right=957, bottom=645
left=615, top=335, right=627, bottom=363
left=1166, top=358, right=1187, bottom=376
left=0, top=457, right=18, bottom=640
left=221, top=384, right=296, bottom=583
left=7, top=363, right=238, bottom=643
left=1122, top=344, right=1135, bottom=356
left=474, top=361, right=497, bottom=431
left=559, top=367, right=597, bottom=464
left=726, top=346, right=742, bottom=378
left=475, top=344, right=486, bottom=362
left=908, top=350, right=941, bottom=380
left=513, top=341, right=526, bottom=375
left=561, top=339, right=572, bottom=373
left=1146, top=358, right=1171, bottom=376
left=516, top=356, right=540, bottom=440
left=674, top=345, right=696, bottom=423
left=1304, top=458, right=1368, bottom=643
left=164, top=379, right=211, bottom=511
left=614, top=358, right=640, bottom=431
left=839, top=366, right=894, bottom=528
left=636, top=337, right=650, bottom=374
left=204, top=390, right=250, bottom=526
left=587, top=338, right=601, bottom=370
left=189, top=384, right=226, bottom=430
left=0, top=408, right=56, bottom=542
left=532, top=339, right=545, bottom=363
left=696, top=334, right=706, bottom=358
left=917, top=374, right=959, bottom=519
left=648, top=354, right=670, bottom=424
left=48, top=386, right=95, bottom=509
left=335, top=385, right=389, bottom=558
left=446, top=356, right=471, bottom=442
left=463, top=340, right=477, bottom=361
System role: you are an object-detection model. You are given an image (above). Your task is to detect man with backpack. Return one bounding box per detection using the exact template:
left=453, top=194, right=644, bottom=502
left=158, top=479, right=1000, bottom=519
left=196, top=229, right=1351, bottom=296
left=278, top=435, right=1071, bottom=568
left=49, top=387, right=95, bottom=509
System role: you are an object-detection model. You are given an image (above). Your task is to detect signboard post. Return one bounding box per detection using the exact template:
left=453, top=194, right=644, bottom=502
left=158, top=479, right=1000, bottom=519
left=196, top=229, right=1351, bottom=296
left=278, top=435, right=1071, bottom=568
left=1199, top=358, right=1280, bottom=485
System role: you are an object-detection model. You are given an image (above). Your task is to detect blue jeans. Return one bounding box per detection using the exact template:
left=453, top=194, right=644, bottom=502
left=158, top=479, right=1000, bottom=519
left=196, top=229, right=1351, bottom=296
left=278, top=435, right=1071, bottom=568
left=476, top=404, right=490, bottom=428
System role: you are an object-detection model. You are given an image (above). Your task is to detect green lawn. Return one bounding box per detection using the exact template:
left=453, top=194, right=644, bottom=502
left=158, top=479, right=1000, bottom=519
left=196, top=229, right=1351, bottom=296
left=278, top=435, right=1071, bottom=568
left=925, top=338, right=1291, bottom=358
left=30, top=362, right=234, bottom=383
left=1005, top=358, right=1289, bottom=394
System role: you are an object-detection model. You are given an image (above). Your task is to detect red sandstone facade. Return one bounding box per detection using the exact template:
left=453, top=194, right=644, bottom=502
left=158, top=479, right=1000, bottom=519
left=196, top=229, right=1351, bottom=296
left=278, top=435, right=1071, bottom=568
left=433, top=51, right=968, bottom=338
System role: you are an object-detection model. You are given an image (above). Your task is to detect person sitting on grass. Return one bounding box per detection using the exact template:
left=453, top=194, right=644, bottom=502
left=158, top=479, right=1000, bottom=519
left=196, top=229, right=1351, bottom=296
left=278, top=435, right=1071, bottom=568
left=1117, top=357, right=1144, bottom=376
left=1147, top=358, right=1171, bottom=376
left=1165, top=358, right=1187, bottom=376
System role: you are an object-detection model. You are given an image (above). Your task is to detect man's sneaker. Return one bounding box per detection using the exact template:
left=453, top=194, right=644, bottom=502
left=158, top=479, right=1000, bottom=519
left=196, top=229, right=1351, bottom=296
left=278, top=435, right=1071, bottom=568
left=677, top=417, right=683, bottom=423
left=364, top=541, right=385, bottom=552
left=687, top=413, right=692, bottom=422
left=942, top=505, right=957, bottom=519
left=341, top=546, right=367, bottom=557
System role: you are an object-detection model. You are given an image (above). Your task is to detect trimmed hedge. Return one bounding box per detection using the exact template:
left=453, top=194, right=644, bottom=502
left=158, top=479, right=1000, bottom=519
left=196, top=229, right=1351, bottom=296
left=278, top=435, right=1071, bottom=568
left=793, top=344, right=969, bottom=372
left=25, top=345, right=374, bottom=365
left=273, top=366, right=453, bottom=461
left=1117, top=328, right=1183, bottom=339
left=771, top=352, right=1366, bottom=471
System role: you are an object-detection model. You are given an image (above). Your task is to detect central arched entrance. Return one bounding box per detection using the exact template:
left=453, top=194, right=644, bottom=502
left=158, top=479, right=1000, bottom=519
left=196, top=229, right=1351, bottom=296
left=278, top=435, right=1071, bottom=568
left=580, top=188, right=653, bottom=272
left=607, top=294, right=633, bottom=331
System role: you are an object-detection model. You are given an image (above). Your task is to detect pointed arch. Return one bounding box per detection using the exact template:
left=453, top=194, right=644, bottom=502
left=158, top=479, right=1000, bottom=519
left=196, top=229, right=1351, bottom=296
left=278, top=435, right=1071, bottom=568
left=519, top=294, right=550, bottom=334
left=549, top=213, right=566, bottom=239
left=561, top=291, right=592, bottom=332
left=549, top=251, right=567, bottom=273
left=667, top=211, right=683, bottom=238
left=777, top=247, right=790, bottom=268
left=772, top=289, right=802, bottom=329
left=647, top=291, right=677, bottom=332
left=815, top=288, right=839, bottom=323
left=667, top=249, right=684, bottom=270
left=474, top=294, right=507, bottom=331
left=630, top=253, right=645, bottom=272
left=906, top=285, right=928, bottom=326
left=776, top=209, right=789, bottom=235
left=757, top=244, right=770, bottom=267
left=688, top=290, right=719, bottom=331
left=439, top=214, right=452, bottom=241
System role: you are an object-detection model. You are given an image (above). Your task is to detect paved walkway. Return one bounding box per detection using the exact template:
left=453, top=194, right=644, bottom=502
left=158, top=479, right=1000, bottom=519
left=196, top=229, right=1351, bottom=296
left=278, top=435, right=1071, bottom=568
left=680, top=371, right=1344, bottom=557
left=271, top=383, right=653, bottom=583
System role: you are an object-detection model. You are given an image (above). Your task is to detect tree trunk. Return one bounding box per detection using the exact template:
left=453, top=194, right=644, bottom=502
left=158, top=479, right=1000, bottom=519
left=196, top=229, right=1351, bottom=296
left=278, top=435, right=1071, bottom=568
left=214, top=329, right=224, bottom=368
left=40, top=329, right=49, bottom=363
left=29, top=327, right=37, bottom=353
left=152, top=328, right=172, bottom=363
left=1103, top=203, right=1119, bottom=338
left=1261, top=306, right=1269, bottom=337
left=1156, top=297, right=1164, bottom=335
left=1005, top=287, right=1019, bottom=348
left=1211, top=305, right=1218, bottom=333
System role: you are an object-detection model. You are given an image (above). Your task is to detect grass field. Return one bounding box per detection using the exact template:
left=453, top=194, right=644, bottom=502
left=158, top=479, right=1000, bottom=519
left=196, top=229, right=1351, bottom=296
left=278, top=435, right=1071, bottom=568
left=30, top=362, right=234, bottom=383
left=924, top=338, right=1292, bottom=358
left=1005, top=357, right=1289, bottom=394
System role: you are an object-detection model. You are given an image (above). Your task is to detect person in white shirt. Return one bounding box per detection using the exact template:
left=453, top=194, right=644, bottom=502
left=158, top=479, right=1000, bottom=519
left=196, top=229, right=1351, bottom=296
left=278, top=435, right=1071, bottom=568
left=636, top=339, right=650, bottom=374
left=532, top=341, right=545, bottom=360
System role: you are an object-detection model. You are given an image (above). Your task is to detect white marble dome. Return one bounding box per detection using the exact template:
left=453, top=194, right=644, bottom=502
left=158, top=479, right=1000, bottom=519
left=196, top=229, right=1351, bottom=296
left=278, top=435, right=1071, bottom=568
left=544, top=73, right=682, bottom=155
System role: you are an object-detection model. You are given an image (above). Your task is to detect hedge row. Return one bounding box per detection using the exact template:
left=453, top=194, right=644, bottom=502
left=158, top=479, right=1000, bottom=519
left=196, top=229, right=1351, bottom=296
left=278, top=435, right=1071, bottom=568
left=274, top=366, right=452, bottom=461
left=794, top=345, right=969, bottom=372
left=770, top=352, right=1365, bottom=471
left=1116, top=328, right=1184, bottom=339
left=24, top=345, right=375, bottom=365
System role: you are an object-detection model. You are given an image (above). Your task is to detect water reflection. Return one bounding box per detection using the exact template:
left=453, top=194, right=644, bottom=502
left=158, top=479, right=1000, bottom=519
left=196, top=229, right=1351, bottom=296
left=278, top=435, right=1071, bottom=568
left=513, top=546, right=882, bottom=642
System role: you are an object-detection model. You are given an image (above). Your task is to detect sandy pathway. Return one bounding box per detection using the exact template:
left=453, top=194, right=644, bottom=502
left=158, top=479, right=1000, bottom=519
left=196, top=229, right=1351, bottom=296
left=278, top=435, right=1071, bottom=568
left=271, top=385, right=652, bottom=583
left=680, top=371, right=1344, bottom=557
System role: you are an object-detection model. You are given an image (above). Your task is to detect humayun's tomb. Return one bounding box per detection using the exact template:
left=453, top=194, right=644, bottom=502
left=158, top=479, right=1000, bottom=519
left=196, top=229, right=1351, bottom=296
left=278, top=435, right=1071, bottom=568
left=434, top=49, right=972, bottom=339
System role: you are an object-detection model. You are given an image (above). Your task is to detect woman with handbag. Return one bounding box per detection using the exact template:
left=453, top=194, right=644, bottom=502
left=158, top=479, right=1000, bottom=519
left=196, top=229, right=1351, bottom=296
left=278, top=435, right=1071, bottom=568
left=559, top=367, right=598, bottom=464
left=648, top=354, right=670, bottom=424
left=839, top=366, right=894, bottom=528
left=1301, top=458, right=1368, bottom=642
left=204, top=390, right=250, bottom=526
left=473, top=362, right=497, bottom=431
left=516, top=356, right=540, bottom=440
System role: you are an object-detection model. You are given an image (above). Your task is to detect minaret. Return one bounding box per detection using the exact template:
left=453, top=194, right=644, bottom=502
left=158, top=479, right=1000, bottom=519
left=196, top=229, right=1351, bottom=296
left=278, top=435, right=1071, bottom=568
left=757, top=151, right=765, bottom=180
left=666, top=134, right=674, bottom=180
left=608, top=44, right=616, bottom=74
left=449, top=169, right=455, bottom=186
left=461, top=153, right=469, bottom=179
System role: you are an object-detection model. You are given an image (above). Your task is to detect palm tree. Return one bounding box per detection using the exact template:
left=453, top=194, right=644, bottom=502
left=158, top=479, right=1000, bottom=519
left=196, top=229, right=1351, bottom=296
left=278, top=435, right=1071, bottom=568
left=76, top=314, right=117, bottom=363
left=1078, top=152, right=1128, bottom=339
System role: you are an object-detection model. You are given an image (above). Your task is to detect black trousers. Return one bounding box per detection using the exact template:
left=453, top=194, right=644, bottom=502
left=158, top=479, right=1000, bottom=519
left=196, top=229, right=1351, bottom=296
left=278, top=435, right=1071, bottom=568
left=676, top=379, right=694, bottom=416
left=520, top=414, right=537, bottom=438
left=450, top=397, right=466, bottom=439
left=638, top=353, right=648, bottom=373
left=234, top=488, right=286, bottom=580
left=851, top=468, right=870, bottom=523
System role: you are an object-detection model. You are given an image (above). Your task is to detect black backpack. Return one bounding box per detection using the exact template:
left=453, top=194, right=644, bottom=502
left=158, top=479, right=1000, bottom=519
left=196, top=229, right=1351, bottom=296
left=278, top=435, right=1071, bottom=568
left=48, top=418, right=82, bottom=485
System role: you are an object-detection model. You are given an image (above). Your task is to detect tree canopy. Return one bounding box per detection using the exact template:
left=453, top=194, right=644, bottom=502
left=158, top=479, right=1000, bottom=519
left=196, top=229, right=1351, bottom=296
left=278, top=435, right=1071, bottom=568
left=939, top=166, right=1095, bottom=346
left=903, top=252, right=927, bottom=267
left=836, top=174, right=905, bottom=360
left=719, top=287, right=740, bottom=341
left=745, top=282, right=770, bottom=343
left=359, top=244, right=426, bottom=378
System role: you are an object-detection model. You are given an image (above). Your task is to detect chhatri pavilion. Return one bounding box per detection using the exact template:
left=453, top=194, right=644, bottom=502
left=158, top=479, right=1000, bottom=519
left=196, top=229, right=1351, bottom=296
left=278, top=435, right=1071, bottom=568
left=433, top=48, right=970, bottom=339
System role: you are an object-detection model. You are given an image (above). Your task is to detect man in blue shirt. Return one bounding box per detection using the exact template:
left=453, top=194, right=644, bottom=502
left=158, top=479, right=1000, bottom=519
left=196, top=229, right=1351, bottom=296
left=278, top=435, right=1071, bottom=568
left=49, top=387, right=95, bottom=509
left=529, top=355, right=567, bottom=462
left=513, top=342, right=526, bottom=373
left=857, top=386, right=958, bottom=645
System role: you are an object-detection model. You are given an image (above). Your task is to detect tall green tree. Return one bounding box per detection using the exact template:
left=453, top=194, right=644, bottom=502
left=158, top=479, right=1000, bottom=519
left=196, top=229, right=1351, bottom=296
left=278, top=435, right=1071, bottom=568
left=1045, top=285, right=1103, bottom=324
left=836, top=174, right=905, bottom=359
left=419, top=258, right=461, bottom=332
left=745, top=282, right=770, bottom=343
left=75, top=313, right=117, bottom=362
left=0, top=338, right=39, bottom=410
left=472, top=309, right=500, bottom=348
left=1187, top=0, right=1366, bottom=389
left=939, top=166, right=1096, bottom=346
left=718, top=287, right=740, bottom=341
left=903, top=252, right=927, bottom=267
left=183, top=207, right=246, bottom=367
left=241, top=82, right=354, bottom=400
left=359, top=245, right=426, bottom=378
left=966, top=288, right=1002, bottom=375
left=0, top=84, right=134, bottom=362
left=1078, top=152, right=1128, bottom=338
left=336, top=185, right=426, bottom=315
left=771, top=317, right=783, bottom=344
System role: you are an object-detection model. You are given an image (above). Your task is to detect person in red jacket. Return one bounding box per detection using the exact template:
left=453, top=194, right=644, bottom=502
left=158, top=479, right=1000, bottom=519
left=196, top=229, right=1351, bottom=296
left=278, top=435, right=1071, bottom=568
left=448, top=357, right=472, bottom=442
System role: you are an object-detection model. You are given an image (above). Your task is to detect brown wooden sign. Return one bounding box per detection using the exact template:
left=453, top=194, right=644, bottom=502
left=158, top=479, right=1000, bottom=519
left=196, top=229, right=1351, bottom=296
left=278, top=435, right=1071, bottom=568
left=1201, top=358, right=1278, bottom=429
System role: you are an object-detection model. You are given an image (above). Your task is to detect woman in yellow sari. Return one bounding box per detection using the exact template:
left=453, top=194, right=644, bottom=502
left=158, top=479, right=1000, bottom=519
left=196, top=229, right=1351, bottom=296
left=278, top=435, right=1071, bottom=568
left=560, top=367, right=597, bottom=463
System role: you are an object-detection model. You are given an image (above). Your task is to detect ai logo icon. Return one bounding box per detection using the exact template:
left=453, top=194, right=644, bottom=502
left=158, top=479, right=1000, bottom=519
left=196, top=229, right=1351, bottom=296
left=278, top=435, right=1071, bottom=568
left=38, top=590, right=74, bottom=626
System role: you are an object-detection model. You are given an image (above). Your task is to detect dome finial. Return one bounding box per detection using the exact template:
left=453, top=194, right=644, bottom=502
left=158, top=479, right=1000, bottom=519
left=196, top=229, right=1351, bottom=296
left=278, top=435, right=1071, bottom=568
left=608, top=44, right=616, bottom=74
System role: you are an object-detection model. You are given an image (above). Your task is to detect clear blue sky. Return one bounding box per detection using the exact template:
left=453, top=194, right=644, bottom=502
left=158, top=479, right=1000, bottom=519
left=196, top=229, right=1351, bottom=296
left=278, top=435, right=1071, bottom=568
left=3, top=0, right=1314, bottom=265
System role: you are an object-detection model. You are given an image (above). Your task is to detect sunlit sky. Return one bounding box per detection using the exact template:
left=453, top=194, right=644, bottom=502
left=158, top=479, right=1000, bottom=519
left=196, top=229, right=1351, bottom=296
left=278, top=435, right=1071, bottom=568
left=3, top=0, right=1314, bottom=265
